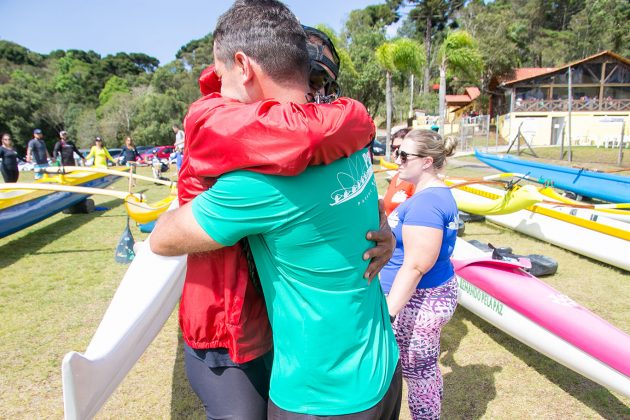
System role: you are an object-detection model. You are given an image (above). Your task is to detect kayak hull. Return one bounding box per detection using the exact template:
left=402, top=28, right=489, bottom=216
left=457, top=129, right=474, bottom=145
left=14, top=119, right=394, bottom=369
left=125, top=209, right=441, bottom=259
left=0, top=173, right=121, bottom=238
left=61, top=202, right=185, bottom=420
left=450, top=183, right=630, bottom=271
left=474, top=150, right=630, bottom=203
left=453, top=239, right=630, bottom=398
left=486, top=208, right=630, bottom=271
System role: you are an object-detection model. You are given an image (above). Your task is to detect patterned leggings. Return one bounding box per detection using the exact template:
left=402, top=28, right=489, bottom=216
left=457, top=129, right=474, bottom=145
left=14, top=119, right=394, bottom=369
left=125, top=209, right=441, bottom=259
left=392, top=277, right=458, bottom=420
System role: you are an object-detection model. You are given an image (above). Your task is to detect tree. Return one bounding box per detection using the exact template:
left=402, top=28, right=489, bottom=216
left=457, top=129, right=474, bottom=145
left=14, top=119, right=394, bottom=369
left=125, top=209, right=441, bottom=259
left=131, top=91, right=187, bottom=145
left=458, top=1, right=522, bottom=90
left=341, top=6, right=397, bottom=117
left=176, top=33, right=214, bottom=75
left=0, top=70, right=45, bottom=145
left=98, top=75, right=130, bottom=107
left=376, top=38, right=425, bottom=158
left=0, top=41, right=44, bottom=66
left=52, top=56, right=95, bottom=106
left=403, top=0, right=464, bottom=93
left=437, top=30, right=482, bottom=133
left=568, top=0, right=630, bottom=59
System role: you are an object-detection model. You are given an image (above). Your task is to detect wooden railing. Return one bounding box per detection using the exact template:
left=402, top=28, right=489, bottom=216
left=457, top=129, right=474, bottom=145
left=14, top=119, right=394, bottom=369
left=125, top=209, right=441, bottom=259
left=513, top=98, right=630, bottom=112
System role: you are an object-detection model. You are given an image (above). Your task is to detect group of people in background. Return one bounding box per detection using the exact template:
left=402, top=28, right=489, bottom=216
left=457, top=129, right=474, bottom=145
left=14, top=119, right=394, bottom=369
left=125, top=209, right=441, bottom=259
left=0, top=127, right=184, bottom=183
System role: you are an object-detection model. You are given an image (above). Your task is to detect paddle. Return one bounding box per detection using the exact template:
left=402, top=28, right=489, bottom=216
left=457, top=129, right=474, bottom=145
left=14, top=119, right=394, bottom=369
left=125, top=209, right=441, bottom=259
left=570, top=165, right=630, bottom=174
left=114, top=217, right=135, bottom=264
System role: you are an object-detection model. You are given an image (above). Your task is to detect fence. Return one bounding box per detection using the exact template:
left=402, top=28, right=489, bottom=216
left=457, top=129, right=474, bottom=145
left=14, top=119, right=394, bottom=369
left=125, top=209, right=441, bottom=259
left=457, top=115, right=496, bottom=153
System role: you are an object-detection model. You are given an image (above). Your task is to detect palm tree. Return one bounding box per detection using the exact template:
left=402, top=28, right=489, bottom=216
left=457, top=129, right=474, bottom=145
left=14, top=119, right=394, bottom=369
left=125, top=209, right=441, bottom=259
left=376, top=38, right=425, bottom=159
left=437, top=30, right=483, bottom=134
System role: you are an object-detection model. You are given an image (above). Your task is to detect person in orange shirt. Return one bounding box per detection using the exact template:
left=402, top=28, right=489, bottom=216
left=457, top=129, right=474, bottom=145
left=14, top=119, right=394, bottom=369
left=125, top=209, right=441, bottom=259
left=383, top=128, right=415, bottom=216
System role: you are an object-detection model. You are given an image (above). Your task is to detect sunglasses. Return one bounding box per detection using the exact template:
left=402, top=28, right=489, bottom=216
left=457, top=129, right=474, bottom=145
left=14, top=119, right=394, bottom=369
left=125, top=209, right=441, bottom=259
left=309, top=65, right=341, bottom=98
left=395, top=149, right=423, bottom=163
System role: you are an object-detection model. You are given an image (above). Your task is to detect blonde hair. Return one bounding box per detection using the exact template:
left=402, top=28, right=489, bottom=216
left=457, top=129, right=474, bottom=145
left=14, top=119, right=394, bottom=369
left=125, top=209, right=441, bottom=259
left=404, top=129, right=457, bottom=170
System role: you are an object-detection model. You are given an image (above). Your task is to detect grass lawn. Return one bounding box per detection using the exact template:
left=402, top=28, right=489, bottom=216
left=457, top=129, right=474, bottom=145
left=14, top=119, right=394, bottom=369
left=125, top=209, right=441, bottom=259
left=1, top=162, right=629, bottom=419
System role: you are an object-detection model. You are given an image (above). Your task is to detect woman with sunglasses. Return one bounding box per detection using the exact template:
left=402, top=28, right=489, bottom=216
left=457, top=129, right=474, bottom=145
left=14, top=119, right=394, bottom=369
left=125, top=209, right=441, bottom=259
left=380, top=129, right=458, bottom=419
left=383, top=127, right=414, bottom=216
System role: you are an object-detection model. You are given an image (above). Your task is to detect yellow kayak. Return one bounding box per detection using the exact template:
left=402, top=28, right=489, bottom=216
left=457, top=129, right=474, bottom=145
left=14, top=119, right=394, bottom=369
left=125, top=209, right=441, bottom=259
left=124, top=188, right=177, bottom=224
left=446, top=180, right=544, bottom=216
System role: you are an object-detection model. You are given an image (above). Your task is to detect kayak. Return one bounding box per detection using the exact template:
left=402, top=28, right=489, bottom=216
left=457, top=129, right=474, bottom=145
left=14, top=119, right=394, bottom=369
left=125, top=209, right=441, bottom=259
left=538, top=187, right=630, bottom=223
left=452, top=182, right=630, bottom=271
left=447, top=180, right=544, bottom=215
left=453, top=239, right=630, bottom=398
left=474, top=150, right=630, bottom=203
left=0, top=169, right=126, bottom=238
left=62, top=202, right=185, bottom=419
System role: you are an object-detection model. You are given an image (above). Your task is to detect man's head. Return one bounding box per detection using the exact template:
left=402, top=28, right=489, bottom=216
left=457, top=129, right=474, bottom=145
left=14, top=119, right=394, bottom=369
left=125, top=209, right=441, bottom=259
left=33, top=128, right=43, bottom=139
left=59, top=130, right=68, bottom=140
left=172, top=125, right=180, bottom=133
left=213, top=0, right=309, bottom=102
left=303, top=25, right=340, bottom=101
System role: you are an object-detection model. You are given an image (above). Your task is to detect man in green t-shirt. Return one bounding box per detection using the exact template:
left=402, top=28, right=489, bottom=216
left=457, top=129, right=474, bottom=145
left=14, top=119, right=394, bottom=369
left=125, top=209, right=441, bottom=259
left=153, top=161, right=401, bottom=417
left=151, top=1, right=401, bottom=417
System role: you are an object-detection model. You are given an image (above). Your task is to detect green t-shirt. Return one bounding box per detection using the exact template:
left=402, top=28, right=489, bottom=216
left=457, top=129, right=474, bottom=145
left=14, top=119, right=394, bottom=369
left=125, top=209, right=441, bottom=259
left=192, top=149, right=399, bottom=415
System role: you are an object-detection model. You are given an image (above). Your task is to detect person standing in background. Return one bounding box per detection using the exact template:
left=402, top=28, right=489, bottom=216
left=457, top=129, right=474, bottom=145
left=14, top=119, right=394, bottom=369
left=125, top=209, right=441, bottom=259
left=0, top=133, right=22, bottom=183
left=85, top=136, right=117, bottom=168
left=120, top=136, right=140, bottom=166
left=53, top=130, right=84, bottom=167
left=173, top=124, right=185, bottom=172
left=26, top=128, right=50, bottom=180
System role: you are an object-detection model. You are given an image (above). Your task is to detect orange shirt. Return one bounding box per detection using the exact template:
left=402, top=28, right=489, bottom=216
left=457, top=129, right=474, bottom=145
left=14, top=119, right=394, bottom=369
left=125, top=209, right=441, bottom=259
left=383, top=173, right=415, bottom=216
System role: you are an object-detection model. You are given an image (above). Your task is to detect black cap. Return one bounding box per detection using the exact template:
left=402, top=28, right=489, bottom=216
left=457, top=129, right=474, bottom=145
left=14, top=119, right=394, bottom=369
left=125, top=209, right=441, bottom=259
left=302, top=25, right=340, bottom=79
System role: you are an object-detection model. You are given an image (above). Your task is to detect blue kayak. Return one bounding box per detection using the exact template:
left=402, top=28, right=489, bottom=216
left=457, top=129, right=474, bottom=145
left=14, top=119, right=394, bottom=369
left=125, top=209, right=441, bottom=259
left=0, top=172, right=122, bottom=239
left=475, top=150, right=630, bottom=203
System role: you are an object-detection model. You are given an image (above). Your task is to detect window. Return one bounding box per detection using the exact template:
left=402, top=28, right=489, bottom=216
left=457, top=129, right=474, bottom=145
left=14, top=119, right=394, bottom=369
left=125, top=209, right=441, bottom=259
left=605, top=63, right=630, bottom=84
left=604, top=86, right=630, bottom=100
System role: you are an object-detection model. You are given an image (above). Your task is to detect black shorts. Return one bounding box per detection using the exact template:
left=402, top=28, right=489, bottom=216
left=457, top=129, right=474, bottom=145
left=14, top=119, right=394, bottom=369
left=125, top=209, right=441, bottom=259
left=267, top=362, right=402, bottom=420
left=184, top=349, right=271, bottom=420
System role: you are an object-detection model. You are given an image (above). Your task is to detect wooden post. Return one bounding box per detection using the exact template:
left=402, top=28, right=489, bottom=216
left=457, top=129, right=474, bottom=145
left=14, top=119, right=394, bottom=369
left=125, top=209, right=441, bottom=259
left=495, top=118, right=499, bottom=151
left=385, top=71, right=392, bottom=161
left=560, top=122, right=564, bottom=160
left=618, top=120, right=626, bottom=167
left=486, top=115, right=490, bottom=153
left=567, top=66, right=573, bottom=162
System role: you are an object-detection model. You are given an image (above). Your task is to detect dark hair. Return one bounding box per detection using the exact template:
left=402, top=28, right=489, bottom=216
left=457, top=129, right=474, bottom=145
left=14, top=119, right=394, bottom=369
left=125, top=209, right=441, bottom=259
left=391, top=128, right=412, bottom=144
left=213, top=0, right=309, bottom=85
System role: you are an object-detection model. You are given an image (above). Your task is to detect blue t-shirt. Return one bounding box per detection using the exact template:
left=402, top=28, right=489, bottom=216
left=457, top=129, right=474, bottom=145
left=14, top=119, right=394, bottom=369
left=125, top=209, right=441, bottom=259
left=380, top=186, right=458, bottom=293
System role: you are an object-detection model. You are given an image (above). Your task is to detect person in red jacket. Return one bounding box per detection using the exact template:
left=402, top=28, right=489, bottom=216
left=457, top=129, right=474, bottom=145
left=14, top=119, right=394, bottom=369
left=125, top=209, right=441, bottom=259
left=176, top=15, right=394, bottom=420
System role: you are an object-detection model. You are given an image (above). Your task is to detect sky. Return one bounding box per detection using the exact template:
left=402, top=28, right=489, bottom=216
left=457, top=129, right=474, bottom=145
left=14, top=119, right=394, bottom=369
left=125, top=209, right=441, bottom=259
left=0, top=0, right=389, bottom=65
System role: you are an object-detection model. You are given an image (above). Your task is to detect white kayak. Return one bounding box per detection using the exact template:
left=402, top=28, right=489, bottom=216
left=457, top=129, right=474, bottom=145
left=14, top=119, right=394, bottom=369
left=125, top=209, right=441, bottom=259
left=61, top=202, right=186, bottom=419
left=452, top=183, right=630, bottom=272
left=453, top=239, right=630, bottom=398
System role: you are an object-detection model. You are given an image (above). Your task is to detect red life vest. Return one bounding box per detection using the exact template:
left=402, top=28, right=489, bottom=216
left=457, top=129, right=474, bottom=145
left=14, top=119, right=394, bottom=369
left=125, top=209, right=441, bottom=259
left=178, top=67, right=376, bottom=363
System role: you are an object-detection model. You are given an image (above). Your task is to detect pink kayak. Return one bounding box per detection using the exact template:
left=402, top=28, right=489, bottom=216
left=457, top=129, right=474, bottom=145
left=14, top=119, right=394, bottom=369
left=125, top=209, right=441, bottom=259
left=452, top=238, right=630, bottom=398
